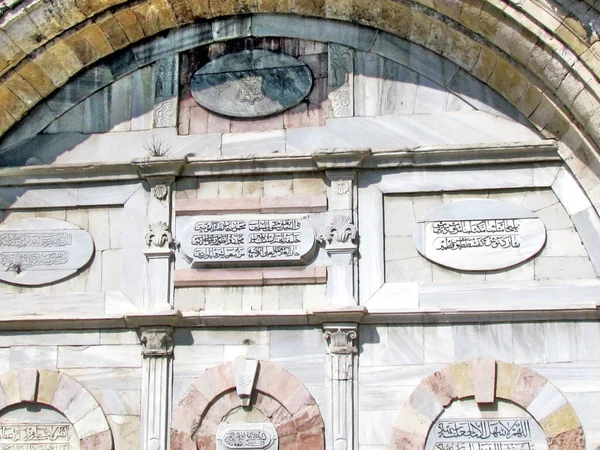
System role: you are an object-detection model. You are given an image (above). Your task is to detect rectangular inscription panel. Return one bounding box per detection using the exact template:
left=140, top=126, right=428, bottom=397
left=0, top=424, right=71, bottom=450
left=179, top=215, right=316, bottom=266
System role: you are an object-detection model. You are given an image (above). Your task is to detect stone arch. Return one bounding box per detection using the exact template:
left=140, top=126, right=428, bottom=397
left=171, top=360, right=325, bottom=450
left=0, top=368, right=112, bottom=449
left=390, top=360, right=584, bottom=450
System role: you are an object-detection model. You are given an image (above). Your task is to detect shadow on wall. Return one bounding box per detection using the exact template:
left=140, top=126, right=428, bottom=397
left=0, top=18, right=538, bottom=170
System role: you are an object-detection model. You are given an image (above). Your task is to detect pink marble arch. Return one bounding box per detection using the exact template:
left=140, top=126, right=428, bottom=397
left=0, top=368, right=112, bottom=450
left=390, top=360, right=585, bottom=450
left=171, top=360, right=325, bottom=450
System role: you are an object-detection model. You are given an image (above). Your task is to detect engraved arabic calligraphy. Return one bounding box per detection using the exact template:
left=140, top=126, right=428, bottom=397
left=412, top=200, right=546, bottom=271
left=0, top=424, right=71, bottom=450
left=222, top=430, right=272, bottom=449
left=432, top=419, right=534, bottom=450
left=179, top=215, right=316, bottom=265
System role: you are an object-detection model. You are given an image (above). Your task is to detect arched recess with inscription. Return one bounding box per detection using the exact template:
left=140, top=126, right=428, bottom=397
left=390, top=360, right=585, bottom=450
left=170, top=359, right=325, bottom=450
left=0, top=368, right=113, bottom=450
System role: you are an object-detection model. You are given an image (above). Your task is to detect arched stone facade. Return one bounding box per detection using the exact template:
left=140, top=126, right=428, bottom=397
left=0, top=368, right=113, bottom=450
left=390, top=360, right=585, bottom=450
left=171, top=360, right=325, bottom=450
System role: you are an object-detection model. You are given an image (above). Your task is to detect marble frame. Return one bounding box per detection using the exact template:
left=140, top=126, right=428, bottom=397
left=0, top=368, right=113, bottom=449
left=390, top=360, right=585, bottom=450
left=358, top=163, right=600, bottom=308
left=0, top=182, right=149, bottom=315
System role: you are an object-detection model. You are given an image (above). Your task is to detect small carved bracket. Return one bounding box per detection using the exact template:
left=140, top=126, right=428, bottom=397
left=234, top=358, right=259, bottom=407
left=145, top=221, right=174, bottom=249
left=140, top=327, right=173, bottom=357
left=318, top=215, right=357, bottom=249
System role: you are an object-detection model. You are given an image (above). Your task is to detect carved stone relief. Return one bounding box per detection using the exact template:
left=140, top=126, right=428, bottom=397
left=216, top=423, right=278, bottom=450
left=328, top=44, right=354, bottom=118
left=178, top=214, right=317, bottom=265
left=412, top=200, right=547, bottom=271
left=425, top=399, right=548, bottom=450
left=153, top=55, right=179, bottom=128
left=190, top=50, right=313, bottom=118
left=0, top=218, right=94, bottom=286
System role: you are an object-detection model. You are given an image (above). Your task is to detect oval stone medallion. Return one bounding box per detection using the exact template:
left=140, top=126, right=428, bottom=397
left=190, top=50, right=313, bottom=118
left=412, top=200, right=546, bottom=271
left=0, top=218, right=95, bottom=286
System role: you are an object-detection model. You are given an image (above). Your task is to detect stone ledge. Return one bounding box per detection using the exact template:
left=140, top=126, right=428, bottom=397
left=174, top=266, right=327, bottom=287
left=175, top=195, right=328, bottom=215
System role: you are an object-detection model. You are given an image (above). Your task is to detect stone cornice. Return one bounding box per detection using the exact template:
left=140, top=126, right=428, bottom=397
left=0, top=140, right=559, bottom=186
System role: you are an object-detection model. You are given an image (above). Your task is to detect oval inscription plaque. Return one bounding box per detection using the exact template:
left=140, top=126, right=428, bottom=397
left=190, top=50, right=314, bottom=118
left=179, top=214, right=316, bottom=266
left=0, top=218, right=95, bottom=286
left=412, top=200, right=546, bottom=271
left=217, top=423, right=277, bottom=450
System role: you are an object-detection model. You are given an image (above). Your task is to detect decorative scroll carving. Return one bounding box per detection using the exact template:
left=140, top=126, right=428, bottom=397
left=145, top=222, right=173, bottom=249
left=318, top=215, right=357, bottom=246
left=154, top=102, right=177, bottom=128
left=153, top=55, right=178, bottom=128
left=140, top=328, right=173, bottom=356
left=323, top=325, right=358, bottom=380
left=328, top=44, right=354, bottom=118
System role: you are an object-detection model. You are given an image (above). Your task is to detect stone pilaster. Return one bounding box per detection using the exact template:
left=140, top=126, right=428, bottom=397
left=323, top=324, right=358, bottom=450
left=132, top=157, right=186, bottom=311
left=140, top=327, right=173, bottom=450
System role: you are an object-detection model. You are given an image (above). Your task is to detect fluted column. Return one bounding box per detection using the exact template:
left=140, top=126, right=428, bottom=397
left=324, top=324, right=358, bottom=450
left=140, top=327, right=173, bottom=450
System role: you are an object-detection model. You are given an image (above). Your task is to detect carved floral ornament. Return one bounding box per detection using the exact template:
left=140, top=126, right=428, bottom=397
left=323, top=326, right=357, bottom=355
left=140, top=327, right=173, bottom=356
left=145, top=221, right=174, bottom=248
left=318, top=215, right=357, bottom=246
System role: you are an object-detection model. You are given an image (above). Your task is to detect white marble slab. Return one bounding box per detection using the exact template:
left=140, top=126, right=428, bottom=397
left=58, top=345, right=142, bottom=369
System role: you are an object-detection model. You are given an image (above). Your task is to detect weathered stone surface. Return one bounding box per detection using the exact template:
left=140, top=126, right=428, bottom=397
left=191, top=50, right=313, bottom=118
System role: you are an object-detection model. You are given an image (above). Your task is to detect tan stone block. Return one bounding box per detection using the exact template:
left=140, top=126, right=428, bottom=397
left=80, top=24, right=114, bottom=58
left=378, top=0, right=414, bottom=38
left=242, top=177, right=264, bottom=197
left=37, top=369, right=62, bottom=404
left=487, top=58, right=514, bottom=93
left=516, top=83, right=542, bottom=117
left=492, top=17, right=521, bottom=55
left=258, top=0, right=291, bottom=13
left=114, top=9, right=146, bottom=42
left=433, top=0, right=461, bottom=21
left=0, top=56, right=7, bottom=73
left=164, top=0, right=196, bottom=23
left=540, top=403, right=582, bottom=438
left=350, top=0, right=379, bottom=27
left=447, top=361, right=474, bottom=398
left=210, top=0, right=258, bottom=15
left=31, top=51, right=69, bottom=89
left=444, top=28, right=481, bottom=71
left=0, top=85, right=27, bottom=119
left=511, top=367, right=546, bottom=408
left=471, top=46, right=497, bottom=82
left=529, top=94, right=557, bottom=131
left=46, top=40, right=85, bottom=76
left=44, top=0, right=87, bottom=29
left=556, top=24, right=588, bottom=56
left=460, top=0, right=485, bottom=31
left=555, top=72, right=584, bottom=108
left=76, top=0, right=126, bottom=17
left=290, top=0, right=325, bottom=16
left=325, top=0, right=351, bottom=20
left=0, top=106, right=16, bottom=135
left=16, top=61, right=57, bottom=97
left=64, top=32, right=101, bottom=67
left=4, top=73, right=41, bottom=107
left=0, top=371, right=20, bottom=404
left=503, top=70, right=529, bottom=105
left=423, top=370, right=456, bottom=406
left=409, top=11, right=432, bottom=47
left=477, top=3, right=503, bottom=40
left=544, top=109, right=570, bottom=140
left=495, top=361, right=520, bottom=400
left=28, top=4, right=64, bottom=40
left=96, top=13, right=130, bottom=50
left=426, top=21, right=446, bottom=56
left=172, top=387, right=210, bottom=432
left=509, top=30, right=536, bottom=65
left=131, top=0, right=177, bottom=36
left=18, top=368, right=38, bottom=402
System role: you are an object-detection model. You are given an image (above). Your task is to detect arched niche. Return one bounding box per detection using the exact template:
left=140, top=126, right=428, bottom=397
left=0, top=368, right=112, bottom=450
left=390, top=360, right=584, bottom=450
left=171, top=359, right=324, bottom=450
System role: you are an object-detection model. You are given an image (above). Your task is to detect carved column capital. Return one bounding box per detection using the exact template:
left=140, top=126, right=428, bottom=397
left=140, top=327, right=173, bottom=357
left=318, top=215, right=357, bottom=253
left=323, top=323, right=358, bottom=355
